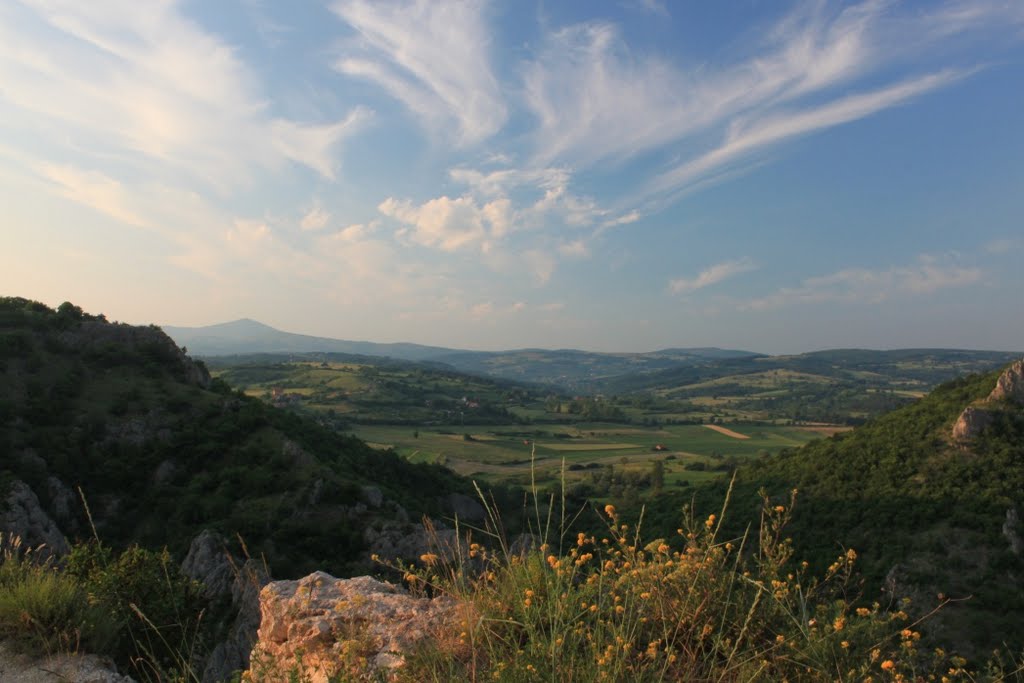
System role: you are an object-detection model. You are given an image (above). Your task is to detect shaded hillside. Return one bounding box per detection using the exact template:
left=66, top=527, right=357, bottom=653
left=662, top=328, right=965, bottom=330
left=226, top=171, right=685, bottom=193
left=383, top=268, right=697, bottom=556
left=0, top=298, right=476, bottom=577
left=644, top=363, right=1024, bottom=657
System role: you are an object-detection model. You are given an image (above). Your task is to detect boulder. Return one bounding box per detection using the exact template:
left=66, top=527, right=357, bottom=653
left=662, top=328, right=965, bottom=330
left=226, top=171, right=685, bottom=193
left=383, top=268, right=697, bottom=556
left=248, top=573, right=461, bottom=682
left=989, top=359, right=1024, bottom=405
left=0, top=642, right=133, bottom=682
left=951, top=406, right=993, bottom=441
left=0, top=481, right=69, bottom=557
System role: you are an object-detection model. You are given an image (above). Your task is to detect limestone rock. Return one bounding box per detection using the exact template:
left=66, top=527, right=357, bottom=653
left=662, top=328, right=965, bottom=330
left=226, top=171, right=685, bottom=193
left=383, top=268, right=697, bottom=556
left=0, top=642, right=133, bottom=682
left=989, top=359, right=1024, bottom=405
left=181, top=531, right=270, bottom=683
left=951, top=406, right=993, bottom=441
left=0, top=481, right=69, bottom=557
left=248, top=573, right=461, bottom=682
left=182, top=530, right=236, bottom=599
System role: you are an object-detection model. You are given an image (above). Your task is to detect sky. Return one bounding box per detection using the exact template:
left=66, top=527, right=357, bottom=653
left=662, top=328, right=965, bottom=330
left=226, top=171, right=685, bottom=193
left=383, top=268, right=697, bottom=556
left=1, top=0, right=1022, bottom=354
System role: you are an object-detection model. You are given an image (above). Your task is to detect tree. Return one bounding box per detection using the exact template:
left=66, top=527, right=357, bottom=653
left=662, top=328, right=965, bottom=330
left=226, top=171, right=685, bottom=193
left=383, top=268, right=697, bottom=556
left=650, top=459, right=665, bottom=493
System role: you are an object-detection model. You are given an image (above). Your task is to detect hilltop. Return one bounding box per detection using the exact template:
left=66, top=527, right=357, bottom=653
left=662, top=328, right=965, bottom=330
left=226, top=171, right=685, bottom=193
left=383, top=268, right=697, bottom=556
left=0, top=298, right=484, bottom=577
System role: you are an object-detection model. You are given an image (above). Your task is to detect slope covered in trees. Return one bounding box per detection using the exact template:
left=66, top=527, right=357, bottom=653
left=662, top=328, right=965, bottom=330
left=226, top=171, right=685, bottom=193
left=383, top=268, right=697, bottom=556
left=0, top=297, right=474, bottom=577
left=643, top=365, right=1024, bottom=656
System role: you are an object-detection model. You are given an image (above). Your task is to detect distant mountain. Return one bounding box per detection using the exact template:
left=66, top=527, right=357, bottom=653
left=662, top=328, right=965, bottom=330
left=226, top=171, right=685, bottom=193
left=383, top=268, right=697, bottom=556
left=162, top=318, right=456, bottom=361
left=162, top=319, right=758, bottom=389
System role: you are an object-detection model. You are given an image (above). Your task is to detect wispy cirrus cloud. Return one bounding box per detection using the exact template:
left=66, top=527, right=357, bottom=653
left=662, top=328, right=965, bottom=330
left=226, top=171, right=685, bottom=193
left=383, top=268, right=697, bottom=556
left=646, top=69, right=967, bottom=198
left=331, top=0, right=506, bottom=144
left=523, top=0, right=1020, bottom=200
left=741, top=255, right=983, bottom=311
left=0, top=1, right=369, bottom=189
left=669, top=258, right=756, bottom=295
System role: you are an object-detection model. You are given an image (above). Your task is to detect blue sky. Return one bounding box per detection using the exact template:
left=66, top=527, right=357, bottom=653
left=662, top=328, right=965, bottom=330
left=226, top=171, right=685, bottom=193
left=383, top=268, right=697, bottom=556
left=1, top=0, right=1022, bottom=353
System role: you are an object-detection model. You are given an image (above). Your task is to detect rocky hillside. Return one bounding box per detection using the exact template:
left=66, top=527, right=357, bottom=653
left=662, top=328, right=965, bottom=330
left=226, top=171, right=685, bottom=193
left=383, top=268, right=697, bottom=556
left=0, top=297, right=485, bottom=578
left=646, top=359, right=1024, bottom=658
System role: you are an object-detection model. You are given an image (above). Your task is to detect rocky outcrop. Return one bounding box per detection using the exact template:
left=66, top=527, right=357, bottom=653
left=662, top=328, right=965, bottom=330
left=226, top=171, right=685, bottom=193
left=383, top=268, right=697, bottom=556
left=181, top=531, right=270, bottom=683
left=951, top=359, right=1024, bottom=442
left=989, top=359, right=1024, bottom=404
left=951, top=406, right=993, bottom=442
left=0, top=481, right=69, bottom=557
left=0, top=642, right=133, bottom=683
left=1004, top=508, right=1023, bottom=556
left=248, top=573, right=461, bottom=682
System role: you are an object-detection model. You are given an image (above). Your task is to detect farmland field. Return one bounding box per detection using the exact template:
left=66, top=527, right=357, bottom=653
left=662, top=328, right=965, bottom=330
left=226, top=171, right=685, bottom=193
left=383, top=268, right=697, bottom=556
left=351, top=422, right=826, bottom=489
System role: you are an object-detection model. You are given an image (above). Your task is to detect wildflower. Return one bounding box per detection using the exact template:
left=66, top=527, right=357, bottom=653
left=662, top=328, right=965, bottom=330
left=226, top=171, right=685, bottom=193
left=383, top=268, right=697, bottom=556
left=774, top=505, right=785, bottom=513
left=605, top=504, right=616, bottom=518
left=420, top=553, right=439, bottom=565
left=705, top=514, right=716, bottom=529
left=833, top=616, right=845, bottom=631
left=881, top=660, right=896, bottom=671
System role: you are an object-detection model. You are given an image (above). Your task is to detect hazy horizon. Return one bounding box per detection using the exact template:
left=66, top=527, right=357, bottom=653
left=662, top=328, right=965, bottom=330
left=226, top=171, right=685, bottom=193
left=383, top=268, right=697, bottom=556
left=2, top=1, right=1022, bottom=354
left=156, top=316, right=1021, bottom=358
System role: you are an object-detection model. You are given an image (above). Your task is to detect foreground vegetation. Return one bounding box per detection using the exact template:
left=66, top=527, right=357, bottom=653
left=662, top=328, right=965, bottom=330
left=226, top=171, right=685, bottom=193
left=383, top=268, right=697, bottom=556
left=379, top=488, right=1021, bottom=682
left=0, top=533, right=208, bottom=681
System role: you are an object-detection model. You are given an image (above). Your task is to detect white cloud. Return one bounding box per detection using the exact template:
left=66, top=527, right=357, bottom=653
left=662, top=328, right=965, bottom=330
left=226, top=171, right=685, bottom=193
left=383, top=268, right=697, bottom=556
left=300, top=205, right=331, bottom=231
left=0, top=1, right=369, bottom=190
left=379, top=195, right=508, bottom=252
left=523, top=0, right=1012, bottom=198
left=331, top=0, right=506, bottom=144
left=669, top=258, right=756, bottom=295
left=647, top=70, right=965, bottom=198
left=558, top=240, right=590, bottom=258
left=743, top=256, right=983, bottom=310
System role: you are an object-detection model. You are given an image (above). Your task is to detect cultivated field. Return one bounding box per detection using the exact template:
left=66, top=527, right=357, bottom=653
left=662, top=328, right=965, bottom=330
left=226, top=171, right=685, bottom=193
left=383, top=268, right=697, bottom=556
left=352, top=422, right=824, bottom=489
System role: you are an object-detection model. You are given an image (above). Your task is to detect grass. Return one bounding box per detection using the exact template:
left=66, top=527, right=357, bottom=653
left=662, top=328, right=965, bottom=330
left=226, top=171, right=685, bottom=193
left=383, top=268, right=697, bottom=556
left=361, top=475, right=1013, bottom=682
left=0, top=534, right=119, bottom=657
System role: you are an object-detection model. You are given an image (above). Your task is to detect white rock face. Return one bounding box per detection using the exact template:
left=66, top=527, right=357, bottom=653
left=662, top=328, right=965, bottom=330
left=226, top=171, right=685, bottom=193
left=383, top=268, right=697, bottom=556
left=951, top=406, right=993, bottom=441
left=989, top=359, right=1024, bottom=404
left=248, top=573, right=460, bottom=682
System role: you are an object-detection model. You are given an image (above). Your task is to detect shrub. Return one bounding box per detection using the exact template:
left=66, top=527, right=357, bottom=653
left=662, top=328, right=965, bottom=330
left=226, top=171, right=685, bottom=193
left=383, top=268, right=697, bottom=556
left=64, top=541, right=209, bottom=680
left=381, top=482, right=972, bottom=682
left=0, top=535, right=119, bottom=656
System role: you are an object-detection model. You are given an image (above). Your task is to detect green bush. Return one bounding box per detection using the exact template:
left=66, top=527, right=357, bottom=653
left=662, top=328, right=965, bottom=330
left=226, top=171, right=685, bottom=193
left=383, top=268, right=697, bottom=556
left=0, top=536, right=119, bottom=656
left=64, top=541, right=210, bottom=678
